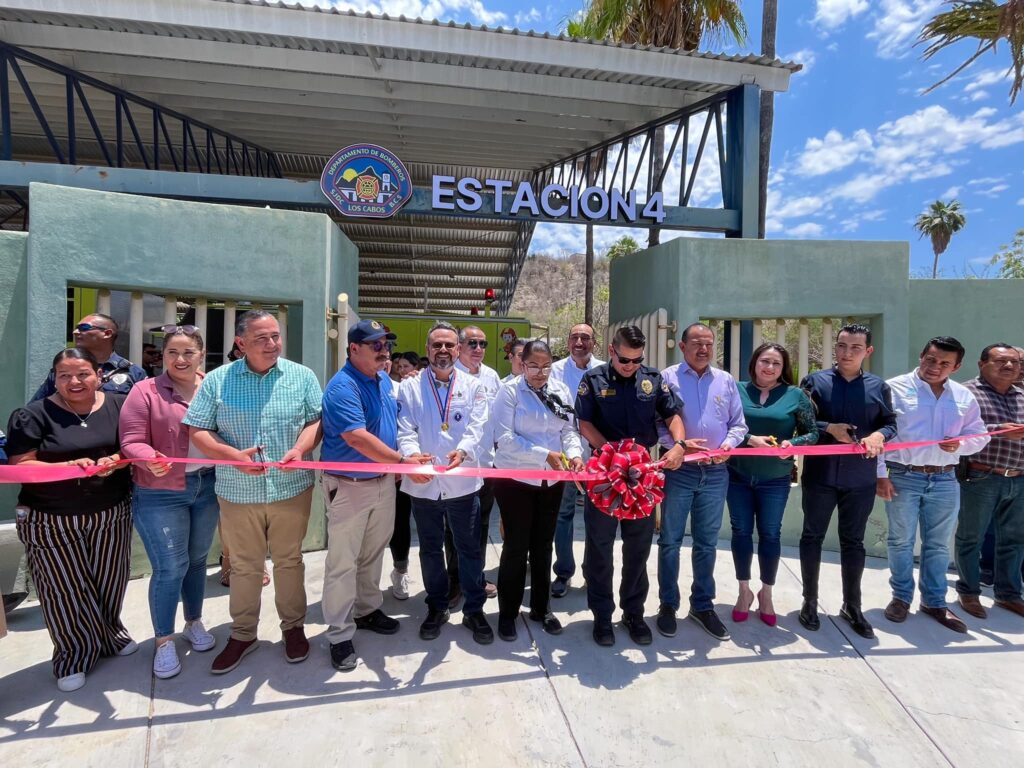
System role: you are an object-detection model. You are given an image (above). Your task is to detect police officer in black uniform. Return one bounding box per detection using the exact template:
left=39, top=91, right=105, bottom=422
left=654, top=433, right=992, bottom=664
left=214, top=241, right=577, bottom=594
left=575, top=325, right=692, bottom=646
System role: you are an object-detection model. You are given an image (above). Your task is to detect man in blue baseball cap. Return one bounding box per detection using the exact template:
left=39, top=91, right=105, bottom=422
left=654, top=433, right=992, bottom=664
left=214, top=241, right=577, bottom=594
left=320, top=318, right=431, bottom=672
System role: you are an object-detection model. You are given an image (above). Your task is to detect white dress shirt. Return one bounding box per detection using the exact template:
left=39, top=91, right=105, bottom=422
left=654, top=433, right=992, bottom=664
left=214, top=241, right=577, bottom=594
left=455, top=359, right=502, bottom=463
left=877, top=369, right=990, bottom=478
left=397, top=369, right=489, bottom=500
left=492, top=378, right=583, bottom=487
left=550, top=354, right=604, bottom=399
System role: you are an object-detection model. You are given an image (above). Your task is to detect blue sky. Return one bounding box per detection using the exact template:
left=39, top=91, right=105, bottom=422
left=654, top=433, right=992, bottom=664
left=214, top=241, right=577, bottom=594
left=331, top=1, right=1023, bottom=276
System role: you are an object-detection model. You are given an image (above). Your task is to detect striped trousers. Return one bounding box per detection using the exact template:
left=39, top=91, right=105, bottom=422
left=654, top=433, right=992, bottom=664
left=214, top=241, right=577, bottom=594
left=16, top=498, right=134, bottom=678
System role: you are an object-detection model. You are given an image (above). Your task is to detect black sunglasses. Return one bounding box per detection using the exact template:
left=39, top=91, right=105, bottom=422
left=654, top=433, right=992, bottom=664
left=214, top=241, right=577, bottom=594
left=466, top=340, right=488, bottom=349
left=616, top=353, right=644, bottom=365
left=359, top=340, right=395, bottom=352
left=160, top=324, right=200, bottom=335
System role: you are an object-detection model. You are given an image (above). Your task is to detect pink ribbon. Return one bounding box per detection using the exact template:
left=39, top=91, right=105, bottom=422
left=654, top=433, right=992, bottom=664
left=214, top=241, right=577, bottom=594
left=0, top=429, right=1010, bottom=485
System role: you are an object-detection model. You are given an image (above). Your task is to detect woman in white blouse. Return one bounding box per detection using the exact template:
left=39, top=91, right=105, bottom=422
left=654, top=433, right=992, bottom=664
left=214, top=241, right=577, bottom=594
left=492, top=340, right=584, bottom=641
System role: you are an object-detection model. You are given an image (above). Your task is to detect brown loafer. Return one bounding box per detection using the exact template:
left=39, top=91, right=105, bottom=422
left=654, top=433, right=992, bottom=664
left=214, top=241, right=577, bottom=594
left=884, top=598, right=910, bottom=623
left=919, top=606, right=968, bottom=633
left=211, top=637, right=257, bottom=675
left=283, top=626, right=310, bottom=663
left=958, top=594, right=987, bottom=619
left=994, top=599, right=1024, bottom=618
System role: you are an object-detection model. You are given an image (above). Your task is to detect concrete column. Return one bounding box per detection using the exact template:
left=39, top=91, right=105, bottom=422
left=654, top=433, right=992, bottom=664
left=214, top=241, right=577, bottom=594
left=729, top=319, right=741, bottom=378
left=194, top=298, right=208, bottom=338
left=337, top=293, right=350, bottom=367
left=752, top=319, right=762, bottom=349
left=776, top=319, right=786, bottom=345
left=223, top=300, right=236, bottom=359
left=96, top=288, right=111, bottom=316
left=822, top=319, right=833, bottom=370
left=163, top=295, right=177, bottom=326
left=129, top=292, right=144, bottom=366
left=278, top=304, right=288, bottom=357
left=798, top=319, right=809, bottom=381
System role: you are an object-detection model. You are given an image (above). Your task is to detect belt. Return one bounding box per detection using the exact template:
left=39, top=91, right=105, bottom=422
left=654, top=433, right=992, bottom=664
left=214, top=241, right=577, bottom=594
left=888, top=462, right=956, bottom=475
left=331, top=473, right=385, bottom=483
left=968, top=461, right=1024, bottom=478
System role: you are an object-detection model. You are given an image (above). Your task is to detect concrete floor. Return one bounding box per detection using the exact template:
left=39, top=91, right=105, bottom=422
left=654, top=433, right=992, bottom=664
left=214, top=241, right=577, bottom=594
left=2, top=528, right=1023, bottom=768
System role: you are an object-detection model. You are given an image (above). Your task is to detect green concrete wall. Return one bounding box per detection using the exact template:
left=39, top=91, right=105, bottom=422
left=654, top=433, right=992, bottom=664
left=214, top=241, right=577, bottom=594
left=611, top=237, right=910, bottom=378
left=0, top=232, right=29, bottom=517
left=908, top=279, right=1024, bottom=381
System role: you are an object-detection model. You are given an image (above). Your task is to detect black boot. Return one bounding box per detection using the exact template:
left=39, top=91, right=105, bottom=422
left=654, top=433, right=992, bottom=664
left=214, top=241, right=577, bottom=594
left=840, top=603, right=875, bottom=639
left=799, top=599, right=820, bottom=631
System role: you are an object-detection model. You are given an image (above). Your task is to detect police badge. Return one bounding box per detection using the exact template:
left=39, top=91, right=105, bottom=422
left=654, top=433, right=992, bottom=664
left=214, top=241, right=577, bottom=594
left=640, top=379, right=653, bottom=395
left=110, top=373, right=130, bottom=386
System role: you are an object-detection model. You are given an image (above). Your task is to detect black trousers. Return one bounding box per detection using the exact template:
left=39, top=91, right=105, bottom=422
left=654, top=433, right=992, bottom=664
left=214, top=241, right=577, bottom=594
left=446, top=479, right=494, bottom=586
left=493, top=478, right=563, bottom=619
left=799, top=483, right=877, bottom=605
left=582, top=496, right=656, bottom=620
left=389, top=488, right=412, bottom=565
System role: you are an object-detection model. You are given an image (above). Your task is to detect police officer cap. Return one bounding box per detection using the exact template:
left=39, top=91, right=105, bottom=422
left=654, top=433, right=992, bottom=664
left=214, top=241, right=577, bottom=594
left=348, top=319, right=398, bottom=344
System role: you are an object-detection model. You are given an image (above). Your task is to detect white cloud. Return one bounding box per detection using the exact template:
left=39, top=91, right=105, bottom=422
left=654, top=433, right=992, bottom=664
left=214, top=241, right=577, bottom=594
left=788, top=222, right=825, bottom=238
left=940, top=186, right=961, bottom=198
left=793, top=129, right=873, bottom=177
left=963, top=68, right=1012, bottom=94
left=513, top=7, right=541, bottom=26
left=814, top=0, right=868, bottom=30
left=329, top=0, right=507, bottom=25
left=784, top=48, right=817, bottom=76
left=968, top=176, right=1004, bottom=186
left=977, top=184, right=1009, bottom=198
left=768, top=192, right=826, bottom=220
left=1019, top=197, right=1024, bottom=206
left=868, top=1, right=943, bottom=59
left=832, top=173, right=891, bottom=204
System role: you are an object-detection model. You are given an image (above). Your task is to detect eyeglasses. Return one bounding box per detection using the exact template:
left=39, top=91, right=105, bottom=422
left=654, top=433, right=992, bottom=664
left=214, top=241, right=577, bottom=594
left=74, top=322, right=110, bottom=333
left=160, top=324, right=200, bottom=335
left=430, top=341, right=457, bottom=351
left=524, top=364, right=552, bottom=375
left=616, top=353, right=644, bottom=365
left=569, top=334, right=593, bottom=342
left=165, top=349, right=201, bottom=360
left=465, top=340, right=488, bottom=349
left=359, top=340, right=394, bottom=353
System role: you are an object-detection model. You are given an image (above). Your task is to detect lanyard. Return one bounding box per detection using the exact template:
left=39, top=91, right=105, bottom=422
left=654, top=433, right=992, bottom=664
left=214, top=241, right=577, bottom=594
left=429, top=370, right=455, bottom=432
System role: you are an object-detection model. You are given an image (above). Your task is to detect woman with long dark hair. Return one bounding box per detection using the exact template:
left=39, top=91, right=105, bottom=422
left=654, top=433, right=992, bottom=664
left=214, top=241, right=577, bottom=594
left=727, top=342, right=818, bottom=626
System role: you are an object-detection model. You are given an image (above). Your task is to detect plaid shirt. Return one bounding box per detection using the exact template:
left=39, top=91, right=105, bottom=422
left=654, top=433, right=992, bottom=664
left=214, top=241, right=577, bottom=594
left=183, top=357, right=323, bottom=504
left=963, top=377, right=1024, bottom=471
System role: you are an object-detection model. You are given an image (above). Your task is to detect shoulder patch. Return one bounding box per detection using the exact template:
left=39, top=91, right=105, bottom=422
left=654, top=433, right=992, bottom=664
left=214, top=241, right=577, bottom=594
left=661, top=381, right=670, bottom=393
left=577, top=381, right=588, bottom=397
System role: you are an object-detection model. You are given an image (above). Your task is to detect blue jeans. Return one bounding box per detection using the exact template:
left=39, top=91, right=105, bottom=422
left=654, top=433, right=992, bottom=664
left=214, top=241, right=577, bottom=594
left=885, top=467, right=959, bottom=609
left=553, top=483, right=584, bottom=579
left=658, top=463, right=729, bottom=612
left=133, top=469, right=221, bottom=637
left=725, top=469, right=791, bottom=585
left=412, top=493, right=485, bottom=614
left=956, top=470, right=1024, bottom=601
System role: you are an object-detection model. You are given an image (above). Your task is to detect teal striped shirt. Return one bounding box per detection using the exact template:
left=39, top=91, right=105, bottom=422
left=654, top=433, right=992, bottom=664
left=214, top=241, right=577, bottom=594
left=183, top=357, right=323, bottom=504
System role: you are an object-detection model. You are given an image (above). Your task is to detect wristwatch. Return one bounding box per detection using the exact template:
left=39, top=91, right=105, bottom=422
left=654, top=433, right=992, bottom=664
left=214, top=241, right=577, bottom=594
left=675, top=439, right=687, bottom=448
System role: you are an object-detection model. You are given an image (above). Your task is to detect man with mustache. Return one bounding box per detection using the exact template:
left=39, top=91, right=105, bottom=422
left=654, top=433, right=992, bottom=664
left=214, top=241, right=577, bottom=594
left=319, top=320, right=430, bottom=672
left=398, top=321, right=493, bottom=643
left=549, top=323, right=604, bottom=598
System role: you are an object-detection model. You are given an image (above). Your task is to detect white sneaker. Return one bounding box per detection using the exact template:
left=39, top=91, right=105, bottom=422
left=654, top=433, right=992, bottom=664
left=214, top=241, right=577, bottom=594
left=117, top=639, right=139, bottom=656
left=182, top=619, right=216, bottom=652
left=153, top=640, right=181, bottom=679
left=57, top=672, right=86, bottom=692
left=390, top=568, right=410, bottom=600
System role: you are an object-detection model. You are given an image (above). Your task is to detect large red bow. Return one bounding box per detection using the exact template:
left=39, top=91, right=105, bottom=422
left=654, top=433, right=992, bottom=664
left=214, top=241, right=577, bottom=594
left=586, top=439, right=665, bottom=520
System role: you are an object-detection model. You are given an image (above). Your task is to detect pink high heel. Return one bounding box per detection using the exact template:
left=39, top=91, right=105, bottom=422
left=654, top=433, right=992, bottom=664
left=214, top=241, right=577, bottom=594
left=732, top=592, right=754, bottom=622
left=757, top=589, right=777, bottom=626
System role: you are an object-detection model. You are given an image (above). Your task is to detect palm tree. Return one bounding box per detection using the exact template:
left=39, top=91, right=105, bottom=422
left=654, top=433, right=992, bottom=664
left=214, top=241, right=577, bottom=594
left=914, top=200, right=967, bottom=278
left=918, top=0, right=1024, bottom=104
left=759, top=1, right=777, bottom=240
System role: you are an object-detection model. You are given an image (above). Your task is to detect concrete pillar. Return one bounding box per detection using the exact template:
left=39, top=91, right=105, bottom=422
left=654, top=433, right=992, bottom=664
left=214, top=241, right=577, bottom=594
left=278, top=304, right=288, bottom=357
left=337, top=293, right=350, bottom=367
left=96, top=288, right=111, bottom=316
left=223, top=300, right=236, bottom=359
left=822, top=319, right=833, bottom=371
left=194, top=298, right=208, bottom=338
left=776, top=319, right=786, bottom=346
left=752, top=319, right=762, bottom=349
left=129, top=292, right=144, bottom=366
left=798, top=319, right=809, bottom=381
left=729, top=319, right=741, bottom=378
left=163, top=295, right=177, bottom=326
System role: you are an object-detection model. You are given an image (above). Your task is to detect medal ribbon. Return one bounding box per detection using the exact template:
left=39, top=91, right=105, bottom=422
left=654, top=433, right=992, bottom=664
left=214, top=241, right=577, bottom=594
left=427, top=369, right=455, bottom=429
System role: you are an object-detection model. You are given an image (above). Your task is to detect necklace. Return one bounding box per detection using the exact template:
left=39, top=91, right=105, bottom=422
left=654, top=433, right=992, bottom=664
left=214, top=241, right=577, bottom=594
left=59, top=393, right=98, bottom=428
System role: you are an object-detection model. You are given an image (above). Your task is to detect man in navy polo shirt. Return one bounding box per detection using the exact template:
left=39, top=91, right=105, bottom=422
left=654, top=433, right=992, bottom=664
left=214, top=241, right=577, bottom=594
left=320, top=319, right=431, bottom=672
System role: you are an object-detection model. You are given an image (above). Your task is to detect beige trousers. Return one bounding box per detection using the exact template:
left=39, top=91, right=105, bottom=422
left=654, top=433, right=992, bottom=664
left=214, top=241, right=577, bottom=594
left=321, top=473, right=396, bottom=644
left=218, top=487, right=313, bottom=642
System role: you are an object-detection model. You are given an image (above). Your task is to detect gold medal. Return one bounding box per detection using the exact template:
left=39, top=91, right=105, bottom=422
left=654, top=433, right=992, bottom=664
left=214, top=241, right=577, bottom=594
left=441, top=422, right=449, bottom=432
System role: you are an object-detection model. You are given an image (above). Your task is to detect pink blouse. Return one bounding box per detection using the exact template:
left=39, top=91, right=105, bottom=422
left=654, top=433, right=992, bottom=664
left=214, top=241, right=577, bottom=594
left=119, top=372, right=205, bottom=490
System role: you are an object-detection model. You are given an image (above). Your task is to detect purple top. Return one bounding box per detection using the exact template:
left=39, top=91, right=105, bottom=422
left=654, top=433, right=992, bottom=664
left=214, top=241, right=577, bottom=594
left=657, top=361, right=747, bottom=451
